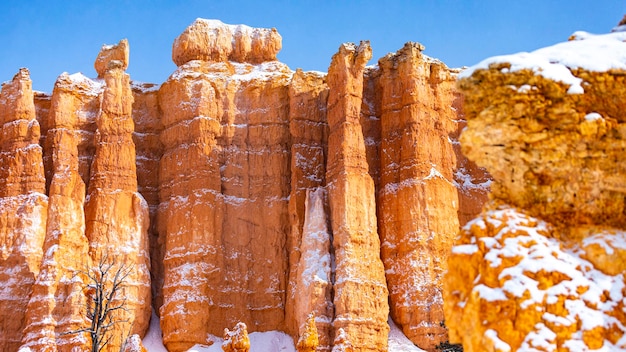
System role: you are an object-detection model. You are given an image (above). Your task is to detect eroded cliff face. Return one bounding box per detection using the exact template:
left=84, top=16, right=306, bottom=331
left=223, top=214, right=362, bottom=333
left=0, top=19, right=489, bottom=352
left=444, top=27, right=626, bottom=351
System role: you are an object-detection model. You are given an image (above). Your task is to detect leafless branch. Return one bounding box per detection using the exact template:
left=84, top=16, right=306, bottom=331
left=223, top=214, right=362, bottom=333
left=62, top=253, right=133, bottom=352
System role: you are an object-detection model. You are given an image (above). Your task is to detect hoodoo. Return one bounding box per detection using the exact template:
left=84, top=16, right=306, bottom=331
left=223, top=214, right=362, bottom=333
left=0, top=18, right=489, bottom=351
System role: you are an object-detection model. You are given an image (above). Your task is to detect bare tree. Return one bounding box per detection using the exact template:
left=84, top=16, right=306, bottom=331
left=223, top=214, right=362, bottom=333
left=64, top=254, right=132, bottom=352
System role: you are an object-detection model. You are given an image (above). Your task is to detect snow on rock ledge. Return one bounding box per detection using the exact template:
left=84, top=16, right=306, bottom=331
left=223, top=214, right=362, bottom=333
left=172, top=19, right=282, bottom=66
left=459, top=30, right=626, bottom=94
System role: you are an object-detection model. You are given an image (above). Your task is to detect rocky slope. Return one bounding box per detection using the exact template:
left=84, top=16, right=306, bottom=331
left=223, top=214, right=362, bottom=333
left=0, top=19, right=488, bottom=352
left=444, top=26, right=626, bottom=351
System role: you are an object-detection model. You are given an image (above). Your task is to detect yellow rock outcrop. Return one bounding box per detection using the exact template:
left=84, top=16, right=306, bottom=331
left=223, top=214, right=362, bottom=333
left=445, top=26, right=626, bottom=351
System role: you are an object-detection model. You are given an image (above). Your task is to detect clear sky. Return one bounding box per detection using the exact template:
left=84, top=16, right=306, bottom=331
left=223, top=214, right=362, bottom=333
left=1, top=1, right=624, bottom=92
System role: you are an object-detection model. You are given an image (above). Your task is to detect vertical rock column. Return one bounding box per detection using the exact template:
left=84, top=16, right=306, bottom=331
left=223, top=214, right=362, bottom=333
left=0, top=68, right=48, bottom=352
left=286, top=69, right=332, bottom=350
left=157, top=61, right=225, bottom=352
left=377, top=43, right=462, bottom=350
left=84, top=59, right=151, bottom=351
left=131, top=83, right=164, bottom=310
left=159, top=19, right=291, bottom=351
left=326, top=41, right=389, bottom=351
left=19, top=73, right=99, bottom=351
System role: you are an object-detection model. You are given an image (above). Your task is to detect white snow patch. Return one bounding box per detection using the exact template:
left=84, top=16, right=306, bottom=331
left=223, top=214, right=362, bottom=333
left=584, top=112, right=603, bottom=121
left=142, top=310, right=167, bottom=352
left=143, top=315, right=429, bottom=351
left=485, top=329, right=511, bottom=352
left=186, top=331, right=296, bottom=352
left=388, top=317, right=427, bottom=351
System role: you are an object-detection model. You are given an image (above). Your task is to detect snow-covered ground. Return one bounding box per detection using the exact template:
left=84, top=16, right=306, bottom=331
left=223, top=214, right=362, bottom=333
left=143, top=310, right=426, bottom=352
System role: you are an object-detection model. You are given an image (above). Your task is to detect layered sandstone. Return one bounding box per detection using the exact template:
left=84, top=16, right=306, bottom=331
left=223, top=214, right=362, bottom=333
left=0, top=18, right=491, bottom=352
left=172, top=18, right=281, bottom=66
left=445, top=28, right=626, bottom=351
left=17, top=46, right=151, bottom=352
left=83, top=60, right=151, bottom=351
left=326, top=41, right=390, bottom=351
left=131, top=81, right=164, bottom=310
left=19, top=72, right=95, bottom=352
left=292, top=188, right=333, bottom=351
left=285, top=69, right=331, bottom=350
left=158, top=21, right=292, bottom=351
left=0, top=69, right=48, bottom=352
left=377, top=42, right=466, bottom=350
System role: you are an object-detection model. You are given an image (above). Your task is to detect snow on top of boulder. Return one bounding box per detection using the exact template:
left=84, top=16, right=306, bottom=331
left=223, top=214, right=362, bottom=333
left=459, top=30, right=626, bottom=94
left=194, top=18, right=256, bottom=37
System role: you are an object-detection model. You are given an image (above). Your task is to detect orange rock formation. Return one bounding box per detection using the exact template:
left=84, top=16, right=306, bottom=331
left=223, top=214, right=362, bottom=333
left=325, top=40, right=390, bottom=351
left=377, top=42, right=471, bottom=350
left=0, top=19, right=489, bottom=352
left=0, top=68, right=48, bottom=352
left=445, top=26, right=626, bottom=351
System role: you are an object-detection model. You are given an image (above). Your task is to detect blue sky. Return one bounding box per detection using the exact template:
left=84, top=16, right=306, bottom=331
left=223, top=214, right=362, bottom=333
left=1, top=1, right=624, bottom=92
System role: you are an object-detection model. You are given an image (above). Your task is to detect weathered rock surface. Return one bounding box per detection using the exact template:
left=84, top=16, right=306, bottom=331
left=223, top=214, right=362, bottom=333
left=94, top=39, right=129, bottom=78
left=296, top=314, right=320, bottom=352
left=377, top=42, right=467, bottom=350
left=445, top=28, right=626, bottom=351
left=285, top=69, right=330, bottom=350
left=292, top=188, right=333, bottom=351
left=172, top=19, right=281, bottom=66
left=19, top=72, right=93, bottom=352
left=122, top=334, right=148, bottom=352
left=83, top=61, right=151, bottom=351
left=326, top=40, right=390, bottom=351
left=131, top=81, right=164, bottom=310
left=0, top=68, right=48, bottom=352
left=0, top=19, right=490, bottom=352
left=158, top=39, right=293, bottom=350
left=222, top=322, right=250, bottom=352
left=16, top=46, right=150, bottom=352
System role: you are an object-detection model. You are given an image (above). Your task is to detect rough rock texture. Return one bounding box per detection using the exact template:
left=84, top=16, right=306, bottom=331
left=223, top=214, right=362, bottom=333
left=123, top=335, right=148, bottom=352
left=222, top=322, right=250, bottom=352
left=131, top=81, right=164, bottom=310
left=296, top=314, right=320, bottom=352
left=83, top=61, right=151, bottom=351
left=0, top=19, right=491, bottom=352
left=326, top=41, right=390, bottom=351
left=0, top=68, right=48, bottom=352
left=157, top=48, right=293, bottom=351
left=445, top=28, right=626, bottom=351
left=172, top=19, right=281, bottom=66
left=285, top=69, right=331, bottom=350
left=15, top=46, right=151, bottom=352
left=94, top=39, right=129, bottom=78
left=376, top=42, right=471, bottom=350
left=292, top=188, right=333, bottom=351
left=19, top=72, right=94, bottom=352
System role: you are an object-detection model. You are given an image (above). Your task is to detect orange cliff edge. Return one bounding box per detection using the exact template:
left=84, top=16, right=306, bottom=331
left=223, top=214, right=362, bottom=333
left=0, top=18, right=489, bottom=352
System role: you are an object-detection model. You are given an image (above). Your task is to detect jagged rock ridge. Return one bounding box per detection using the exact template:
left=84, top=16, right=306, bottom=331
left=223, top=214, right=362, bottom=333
left=0, top=19, right=489, bottom=352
